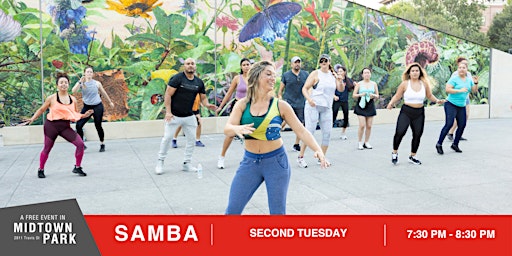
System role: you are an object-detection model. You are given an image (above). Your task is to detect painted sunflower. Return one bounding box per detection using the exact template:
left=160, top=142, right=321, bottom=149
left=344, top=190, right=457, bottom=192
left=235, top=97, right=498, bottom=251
left=106, top=0, right=163, bottom=18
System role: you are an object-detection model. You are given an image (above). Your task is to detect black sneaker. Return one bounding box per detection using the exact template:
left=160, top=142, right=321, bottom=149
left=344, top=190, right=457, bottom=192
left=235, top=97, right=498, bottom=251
left=84, top=144, right=87, bottom=150
left=391, top=153, right=398, bottom=165
left=72, top=166, right=87, bottom=176
left=460, top=137, right=467, bottom=141
left=99, top=144, right=105, bottom=152
left=447, top=134, right=454, bottom=141
left=451, top=144, right=462, bottom=153
left=408, top=155, right=422, bottom=165
left=38, top=169, right=45, bottom=178
left=292, top=144, right=300, bottom=152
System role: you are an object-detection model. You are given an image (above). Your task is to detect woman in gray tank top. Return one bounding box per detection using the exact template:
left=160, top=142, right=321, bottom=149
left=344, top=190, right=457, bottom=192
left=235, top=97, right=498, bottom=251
left=72, top=66, right=114, bottom=152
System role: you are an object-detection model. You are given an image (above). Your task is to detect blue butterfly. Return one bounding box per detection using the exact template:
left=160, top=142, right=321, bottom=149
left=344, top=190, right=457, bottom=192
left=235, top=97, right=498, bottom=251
left=239, top=2, right=302, bottom=44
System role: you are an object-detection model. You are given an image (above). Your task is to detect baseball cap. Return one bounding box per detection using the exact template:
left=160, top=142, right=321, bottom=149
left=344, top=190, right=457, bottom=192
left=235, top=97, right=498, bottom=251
left=319, top=54, right=330, bottom=61
left=291, top=56, right=301, bottom=63
left=334, top=64, right=342, bottom=72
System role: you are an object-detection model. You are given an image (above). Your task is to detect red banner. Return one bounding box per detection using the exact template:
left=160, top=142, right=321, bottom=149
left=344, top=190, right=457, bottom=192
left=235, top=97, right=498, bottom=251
left=85, top=215, right=512, bottom=256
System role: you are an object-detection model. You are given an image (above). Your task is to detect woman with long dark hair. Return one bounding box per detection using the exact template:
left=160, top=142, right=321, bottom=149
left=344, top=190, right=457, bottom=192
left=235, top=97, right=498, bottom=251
left=26, top=73, right=93, bottom=178
left=215, top=58, right=252, bottom=169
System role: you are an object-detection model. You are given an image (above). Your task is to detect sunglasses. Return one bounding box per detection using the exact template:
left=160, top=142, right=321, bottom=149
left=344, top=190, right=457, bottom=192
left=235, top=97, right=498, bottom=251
left=319, top=59, right=328, bottom=63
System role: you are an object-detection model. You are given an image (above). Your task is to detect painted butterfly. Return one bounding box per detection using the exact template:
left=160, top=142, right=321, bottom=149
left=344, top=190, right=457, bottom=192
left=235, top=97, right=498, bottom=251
left=239, top=2, right=302, bottom=44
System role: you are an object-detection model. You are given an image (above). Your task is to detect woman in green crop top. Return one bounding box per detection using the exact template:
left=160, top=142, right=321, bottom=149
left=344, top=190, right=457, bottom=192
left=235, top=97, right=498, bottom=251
left=223, top=60, right=329, bottom=215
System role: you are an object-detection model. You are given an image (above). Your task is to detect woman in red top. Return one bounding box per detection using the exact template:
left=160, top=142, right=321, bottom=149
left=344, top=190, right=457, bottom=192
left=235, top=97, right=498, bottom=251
left=26, top=73, right=93, bottom=178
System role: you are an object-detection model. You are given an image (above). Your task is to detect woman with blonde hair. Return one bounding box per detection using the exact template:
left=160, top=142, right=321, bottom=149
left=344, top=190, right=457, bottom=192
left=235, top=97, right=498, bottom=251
left=224, top=60, right=328, bottom=215
left=387, top=62, right=444, bottom=165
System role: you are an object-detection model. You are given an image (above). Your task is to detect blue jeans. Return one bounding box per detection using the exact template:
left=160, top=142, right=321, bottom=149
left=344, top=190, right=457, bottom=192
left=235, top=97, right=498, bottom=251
left=225, top=146, right=290, bottom=215
left=437, top=101, right=467, bottom=146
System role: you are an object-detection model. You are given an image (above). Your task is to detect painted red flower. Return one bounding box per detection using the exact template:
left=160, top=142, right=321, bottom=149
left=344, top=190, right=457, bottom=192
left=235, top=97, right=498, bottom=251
left=299, top=26, right=317, bottom=41
left=320, top=11, right=331, bottom=28
left=51, top=60, right=64, bottom=69
left=305, top=1, right=321, bottom=28
left=215, top=15, right=238, bottom=31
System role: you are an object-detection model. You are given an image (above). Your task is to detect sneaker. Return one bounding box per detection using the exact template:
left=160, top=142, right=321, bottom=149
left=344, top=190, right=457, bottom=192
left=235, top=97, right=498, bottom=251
left=217, top=156, right=225, bottom=169
left=297, top=157, right=308, bottom=168
left=38, top=169, right=45, bottom=178
left=172, top=139, right=177, bottom=148
left=408, top=155, right=422, bottom=165
left=182, top=162, right=194, bottom=172
left=451, top=144, right=462, bottom=153
left=358, top=142, right=364, bottom=150
left=340, top=135, right=348, bottom=140
left=99, top=144, right=105, bottom=152
left=195, top=140, right=205, bottom=147
left=84, top=144, right=87, bottom=150
left=155, top=160, right=164, bottom=175
left=460, top=137, right=467, bottom=141
left=363, top=143, right=373, bottom=149
left=436, top=144, right=444, bottom=155
left=292, top=144, right=301, bottom=152
left=447, top=134, right=454, bottom=141
left=391, top=153, right=398, bottom=165
left=72, top=166, right=87, bottom=176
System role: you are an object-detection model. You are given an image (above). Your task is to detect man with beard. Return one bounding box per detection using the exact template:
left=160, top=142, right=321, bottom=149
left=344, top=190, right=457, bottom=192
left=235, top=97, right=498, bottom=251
left=155, top=58, right=216, bottom=174
left=278, top=56, right=309, bottom=152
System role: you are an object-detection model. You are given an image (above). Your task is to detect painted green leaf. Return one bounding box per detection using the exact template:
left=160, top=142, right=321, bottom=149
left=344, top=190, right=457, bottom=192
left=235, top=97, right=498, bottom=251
left=126, top=33, right=168, bottom=47
left=180, top=36, right=215, bottom=60
left=154, top=7, right=186, bottom=39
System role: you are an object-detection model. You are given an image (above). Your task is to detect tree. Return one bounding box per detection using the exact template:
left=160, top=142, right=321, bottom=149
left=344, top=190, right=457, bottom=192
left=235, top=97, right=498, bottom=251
left=487, top=4, right=512, bottom=52
left=380, top=0, right=488, bottom=45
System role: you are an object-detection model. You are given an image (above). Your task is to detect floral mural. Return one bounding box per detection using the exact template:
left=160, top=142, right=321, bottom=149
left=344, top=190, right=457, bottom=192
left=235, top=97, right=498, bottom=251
left=0, top=0, right=490, bottom=126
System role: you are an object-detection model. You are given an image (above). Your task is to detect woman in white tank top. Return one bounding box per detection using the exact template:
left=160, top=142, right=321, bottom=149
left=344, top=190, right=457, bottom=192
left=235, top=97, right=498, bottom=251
left=386, top=63, right=444, bottom=165
left=297, top=54, right=345, bottom=168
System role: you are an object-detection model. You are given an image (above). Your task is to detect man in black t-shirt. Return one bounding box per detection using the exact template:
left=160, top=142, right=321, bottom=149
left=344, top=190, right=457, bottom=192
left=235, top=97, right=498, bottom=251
left=155, top=58, right=216, bottom=174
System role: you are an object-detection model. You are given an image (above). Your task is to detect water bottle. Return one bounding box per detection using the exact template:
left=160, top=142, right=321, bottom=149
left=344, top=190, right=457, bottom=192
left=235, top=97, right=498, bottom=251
left=196, top=163, right=203, bottom=179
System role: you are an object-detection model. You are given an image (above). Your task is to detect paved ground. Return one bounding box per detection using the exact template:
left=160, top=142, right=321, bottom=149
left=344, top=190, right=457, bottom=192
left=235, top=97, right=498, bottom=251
left=1, top=118, right=511, bottom=214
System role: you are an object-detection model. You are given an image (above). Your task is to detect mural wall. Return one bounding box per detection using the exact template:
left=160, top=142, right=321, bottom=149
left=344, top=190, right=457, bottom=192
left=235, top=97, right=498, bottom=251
left=0, top=0, right=490, bottom=126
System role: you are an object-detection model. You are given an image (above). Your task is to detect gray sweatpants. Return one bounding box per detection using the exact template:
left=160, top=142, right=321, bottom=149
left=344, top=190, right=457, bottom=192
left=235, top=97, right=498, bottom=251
left=157, top=115, right=197, bottom=163
left=304, top=105, right=332, bottom=146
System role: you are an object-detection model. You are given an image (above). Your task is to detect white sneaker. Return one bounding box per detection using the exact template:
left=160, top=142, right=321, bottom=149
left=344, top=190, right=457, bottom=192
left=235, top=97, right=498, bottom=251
left=155, top=160, right=164, bottom=175
left=217, top=156, right=225, bottom=169
left=358, top=142, right=364, bottom=150
left=297, top=157, right=308, bottom=168
left=363, top=143, right=373, bottom=149
left=340, top=135, right=348, bottom=140
left=182, top=162, right=194, bottom=172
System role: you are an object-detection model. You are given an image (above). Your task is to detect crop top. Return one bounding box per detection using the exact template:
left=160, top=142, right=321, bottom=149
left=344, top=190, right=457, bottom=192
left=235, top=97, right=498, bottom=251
left=403, top=80, right=426, bottom=105
left=240, top=98, right=283, bottom=141
left=47, top=94, right=82, bottom=122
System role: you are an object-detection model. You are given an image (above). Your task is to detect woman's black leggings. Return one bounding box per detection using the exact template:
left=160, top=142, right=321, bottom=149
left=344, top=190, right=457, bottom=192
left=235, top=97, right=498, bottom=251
left=332, top=100, right=349, bottom=128
left=393, top=105, right=425, bottom=153
left=76, top=102, right=104, bottom=142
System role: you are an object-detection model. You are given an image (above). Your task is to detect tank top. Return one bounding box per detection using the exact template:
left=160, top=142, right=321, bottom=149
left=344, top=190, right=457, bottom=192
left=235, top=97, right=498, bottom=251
left=192, top=94, right=200, bottom=111
left=81, top=80, right=102, bottom=105
left=47, top=94, right=83, bottom=122
left=310, top=70, right=336, bottom=108
left=240, top=98, right=283, bottom=141
left=235, top=76, right=247, bottom=99
left=403, top=80, right=426, bottom=104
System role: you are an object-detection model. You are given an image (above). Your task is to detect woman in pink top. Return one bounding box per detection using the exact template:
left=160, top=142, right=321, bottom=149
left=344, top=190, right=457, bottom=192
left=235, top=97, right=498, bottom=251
left=25, top=73, right=93, bottom=178
left=215, top=58, right=251, bottom=169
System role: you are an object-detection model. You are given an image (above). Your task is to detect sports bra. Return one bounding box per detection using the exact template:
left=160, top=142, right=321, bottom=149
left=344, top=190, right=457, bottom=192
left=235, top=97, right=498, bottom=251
left=47, top=94, right=82, bottom=122
left=240, top=98, right=283, bottom=141
left=403, top=80, right=426, bottom=105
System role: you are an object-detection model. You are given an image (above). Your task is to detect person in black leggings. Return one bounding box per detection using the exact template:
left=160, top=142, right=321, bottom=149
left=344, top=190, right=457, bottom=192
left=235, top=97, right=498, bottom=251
left=72, top=66, right=114, bottom=152
left=386, top=63, right=444, bottom=165
left=332, top=64, right=354, bottom=140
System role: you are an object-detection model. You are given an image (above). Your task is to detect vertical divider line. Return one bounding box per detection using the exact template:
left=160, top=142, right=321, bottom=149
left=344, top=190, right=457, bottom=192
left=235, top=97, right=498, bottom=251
left=211, top=224, right=214, bottom=246
left=384, top=224, right=387, bottom=247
